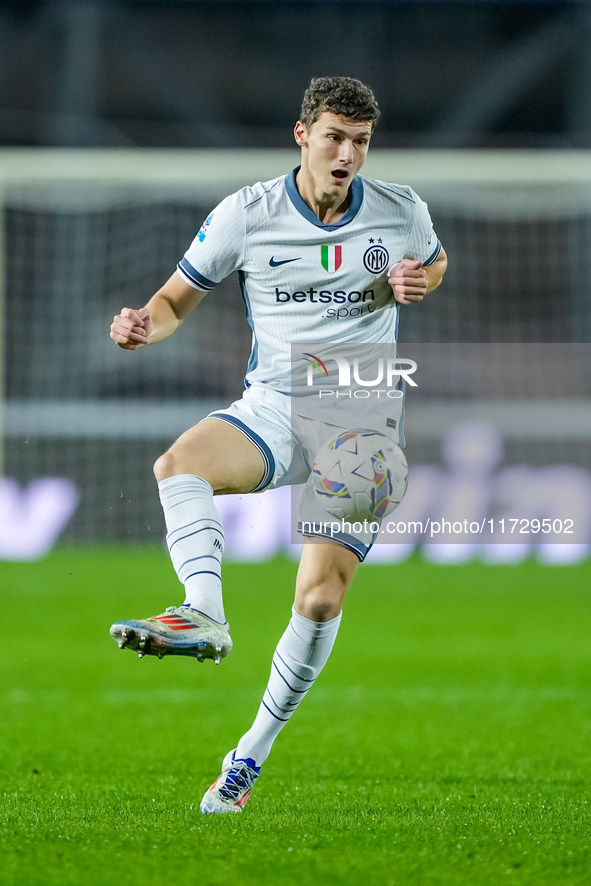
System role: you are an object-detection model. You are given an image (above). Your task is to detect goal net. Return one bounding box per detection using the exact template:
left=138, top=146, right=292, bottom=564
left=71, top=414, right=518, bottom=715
left=1, top=148, right=590, bottom=561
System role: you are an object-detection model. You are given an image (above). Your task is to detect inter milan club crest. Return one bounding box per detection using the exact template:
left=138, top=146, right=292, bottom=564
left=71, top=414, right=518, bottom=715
left=321, top=244, right=342, bottom=273
left=363, top=242, right=389, bottom=274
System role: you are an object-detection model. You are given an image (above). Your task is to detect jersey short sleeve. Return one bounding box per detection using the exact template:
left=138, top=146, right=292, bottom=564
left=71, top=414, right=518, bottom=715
left=177, top=191, right=245, bottom=292
left=405, top=189, right=442, bottom=266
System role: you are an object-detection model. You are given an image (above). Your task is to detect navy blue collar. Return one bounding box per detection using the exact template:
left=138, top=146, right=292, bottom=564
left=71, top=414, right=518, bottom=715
left=285, top=167, right=364, bottom=232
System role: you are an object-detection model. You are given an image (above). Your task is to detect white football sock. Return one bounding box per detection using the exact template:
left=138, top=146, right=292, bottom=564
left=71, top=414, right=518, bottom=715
left=235, top=607, right=342, bottom=767
left=158, top=474, right=226, bottom=624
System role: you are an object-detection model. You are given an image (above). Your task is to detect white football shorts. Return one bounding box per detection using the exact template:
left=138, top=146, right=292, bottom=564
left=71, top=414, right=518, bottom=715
left=205, top=385, right=403, bottom=561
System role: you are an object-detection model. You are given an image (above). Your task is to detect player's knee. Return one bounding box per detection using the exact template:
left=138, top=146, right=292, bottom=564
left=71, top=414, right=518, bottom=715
left=154, top=445, right=214, bottom=484
left=298, top=596, right=341, bottom=622
left=154, top=449, right=184, bottom=482
left=296, top=580, right=344, bottom=622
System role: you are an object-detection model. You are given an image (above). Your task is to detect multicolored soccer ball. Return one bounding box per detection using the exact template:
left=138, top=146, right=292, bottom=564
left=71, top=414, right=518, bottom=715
left=312, top=428, right=408, bottom=522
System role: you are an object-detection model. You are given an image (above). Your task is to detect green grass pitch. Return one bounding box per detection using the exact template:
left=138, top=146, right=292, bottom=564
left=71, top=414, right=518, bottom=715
left=1, top=550, right=590, bottom=885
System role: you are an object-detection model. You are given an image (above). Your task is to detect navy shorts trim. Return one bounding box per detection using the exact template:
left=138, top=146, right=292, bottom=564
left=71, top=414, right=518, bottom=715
left=297, top=521, right=374, bottom=562
left=207, top=413, right=276, bottom=492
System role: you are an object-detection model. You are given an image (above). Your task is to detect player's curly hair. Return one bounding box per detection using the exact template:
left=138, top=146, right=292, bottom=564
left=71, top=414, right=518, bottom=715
left=300, top=76, right=380, bottom=130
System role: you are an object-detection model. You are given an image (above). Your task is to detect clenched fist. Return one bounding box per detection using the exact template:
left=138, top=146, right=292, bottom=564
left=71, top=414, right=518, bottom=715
left=110, top=308, right=153, bottom=350
left=389, top=259, right=428, bottom=305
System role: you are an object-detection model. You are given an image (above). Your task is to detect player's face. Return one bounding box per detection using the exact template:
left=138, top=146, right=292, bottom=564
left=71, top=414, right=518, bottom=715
left=295, top=112, right=372, bottom=197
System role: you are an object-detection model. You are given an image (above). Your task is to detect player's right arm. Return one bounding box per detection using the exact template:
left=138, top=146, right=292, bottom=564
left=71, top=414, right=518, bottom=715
left=111, top=190, right=245, bottom=351
left=110, top=272, right=207, bottom=350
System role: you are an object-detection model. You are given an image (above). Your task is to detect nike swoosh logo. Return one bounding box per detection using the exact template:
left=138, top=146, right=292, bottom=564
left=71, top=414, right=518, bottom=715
left=269, top=256, right=302, bottom=267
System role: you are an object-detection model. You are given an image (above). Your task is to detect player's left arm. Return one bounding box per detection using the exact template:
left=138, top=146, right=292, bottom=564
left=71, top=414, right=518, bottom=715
left=389, top=248, right=448, bottom=305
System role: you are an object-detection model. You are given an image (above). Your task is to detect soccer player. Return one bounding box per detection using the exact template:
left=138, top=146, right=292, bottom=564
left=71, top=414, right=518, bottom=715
left=109, top=77, right=447, bottom=813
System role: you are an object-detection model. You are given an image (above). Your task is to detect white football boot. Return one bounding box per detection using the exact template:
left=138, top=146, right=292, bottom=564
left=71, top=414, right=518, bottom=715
left=200, top=750, right=261, bottom=814
left=110, top=605, right=232, bottom=663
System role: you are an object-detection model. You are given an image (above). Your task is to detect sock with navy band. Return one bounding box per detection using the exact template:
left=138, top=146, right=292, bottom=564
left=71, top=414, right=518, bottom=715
left=158, top=474, right=226, bottom=624
left=235, top=607, right=342, bottom=767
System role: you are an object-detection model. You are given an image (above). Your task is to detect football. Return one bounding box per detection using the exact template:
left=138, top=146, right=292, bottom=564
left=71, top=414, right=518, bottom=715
left=312, top=428, right=408, bottom=522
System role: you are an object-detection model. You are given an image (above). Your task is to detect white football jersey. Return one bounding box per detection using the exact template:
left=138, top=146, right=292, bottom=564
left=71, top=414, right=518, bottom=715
left=177, top=168, right=441, bottom=391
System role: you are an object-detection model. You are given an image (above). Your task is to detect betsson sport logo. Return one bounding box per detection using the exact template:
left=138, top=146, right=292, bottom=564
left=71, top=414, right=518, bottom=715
left=303, top=352, right=417, bottom=400
left=275, top=286, right=376, bottom=319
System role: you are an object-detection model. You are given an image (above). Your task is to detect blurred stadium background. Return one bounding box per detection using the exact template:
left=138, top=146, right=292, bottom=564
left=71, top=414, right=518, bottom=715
left=0, top=0, right=590, bottom=563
